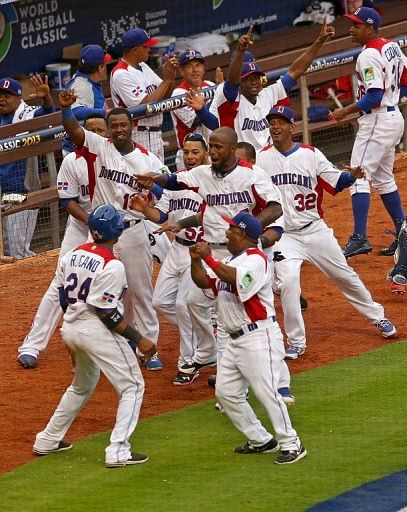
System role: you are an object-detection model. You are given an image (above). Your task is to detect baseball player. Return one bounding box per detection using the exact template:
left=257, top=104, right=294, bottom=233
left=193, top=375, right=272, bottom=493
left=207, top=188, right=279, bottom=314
left=0, top=75, right=55, bottom=259
left=17, top=114, right=108, bottom=369
left=110, top=27, right=179, bottom=161
left=33, top=204, right=155, bottom=467
left=185, top=22, right=335, bottom=151
left=333, top=7, right=407, bottom=258
left=257, top=106, right=397, bottom=360
left=59, top=89, right=168, bottom=370
left=62, top=44, right=111, bottom=154
left=170, top=50, right=215, bottom=170
left=130, top=133, right=208, bottom=385
left=189, top=212, right=306, bottom=464
left=388, top=219, right=407, bottom=294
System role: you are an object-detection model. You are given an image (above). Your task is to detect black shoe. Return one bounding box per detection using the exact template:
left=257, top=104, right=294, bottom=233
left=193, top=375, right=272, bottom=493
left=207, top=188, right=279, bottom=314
left=234, top=438, right=279, bottom=454
left=343, top=234, right=372, bottom=258
left=173, top=371, right=199, bottom=386
left=274, top=444, right=307, bottom=464
left=300, top=296, right=308, bottom=311
left=33, top=440, right=72, bottom=456
left=180, top=360, right=217, bottom=375
left=207, top=374, right=216, bottom=387
left=379, top=238, right=398, bottom=256
left=105, top=452, right=148, bottom=468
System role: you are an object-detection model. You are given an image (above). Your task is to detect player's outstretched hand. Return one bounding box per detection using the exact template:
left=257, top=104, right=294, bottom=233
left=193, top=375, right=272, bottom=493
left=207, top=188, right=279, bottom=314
left=343, top=164, right=366, bottom=179
left=59, top=89, right=77, bottom=108
left=153, top=221, right=182, bottom=235
left=137, top=337, right=156, bottom=360
left=215, top=66, right=224, bottom=84
left=162, top=55, right=178, bottom=81
left=317, top=19, right=335, bottom=44
left=190, top=241, right=211, bottom=259
left=237, top=25, right=254, bottom=52
left=332, top=107, right=348, bottom=123
left=130, top=194, right=149, bottom=212
left=185, top=87, right=205, bottom=110
left=29, top=74, right=50, bottom=99
left=134, top=172, right=159, bottom=189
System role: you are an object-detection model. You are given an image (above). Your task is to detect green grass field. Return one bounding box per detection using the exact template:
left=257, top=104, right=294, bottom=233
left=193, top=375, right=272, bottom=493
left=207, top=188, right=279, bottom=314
left=1, top=341, right=406, bottom=512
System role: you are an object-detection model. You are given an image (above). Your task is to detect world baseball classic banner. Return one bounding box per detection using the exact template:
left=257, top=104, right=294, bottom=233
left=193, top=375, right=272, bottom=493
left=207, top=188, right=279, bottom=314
left=0, top=0, right=314, bottom=76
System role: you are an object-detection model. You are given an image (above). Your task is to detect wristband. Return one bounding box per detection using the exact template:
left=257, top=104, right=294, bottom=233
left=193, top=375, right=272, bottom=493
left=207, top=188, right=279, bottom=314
left=61, top=107, right=74, bottom=121
left=204, top=254, right=222, bottom=271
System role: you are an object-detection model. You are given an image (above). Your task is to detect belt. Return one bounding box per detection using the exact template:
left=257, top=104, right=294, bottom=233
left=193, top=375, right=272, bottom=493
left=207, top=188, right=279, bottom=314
left=362, top=106, right=396, bottom=115
left=229, top=318, right=276, bottom=340
left=298, top=220, right=314, bottom=231
left=209, top=242, right=227, bottom=248
left=136, top=126, right=161, bottom=132
left=124, top=219, right=142, bottom=229
left=175, top=236, right=196, bottom=247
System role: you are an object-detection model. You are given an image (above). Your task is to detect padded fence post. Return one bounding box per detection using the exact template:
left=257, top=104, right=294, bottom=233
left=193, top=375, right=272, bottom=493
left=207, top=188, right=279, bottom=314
left=299, top=75, right=310, bottom=145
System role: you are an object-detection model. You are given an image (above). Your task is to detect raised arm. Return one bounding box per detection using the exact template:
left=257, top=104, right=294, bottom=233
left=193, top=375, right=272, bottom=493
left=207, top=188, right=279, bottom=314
left=228, top=26, right=254, bottom=86
left=287, top=21, right=335, bottom=80
left=59, top=90, right=85, bottom=147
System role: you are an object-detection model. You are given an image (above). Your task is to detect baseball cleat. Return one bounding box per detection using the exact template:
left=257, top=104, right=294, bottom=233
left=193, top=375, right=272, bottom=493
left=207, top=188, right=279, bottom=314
left=105, top=452, right=148, bottom=468
left=285, top=346, right=305, bottom=360
left=234, top=438, right=279, bottom=454
left=342, top=234, right=372, bottom=258
left=214, top=401, right=226, bottom=414
left=379, top=238, right=398, bottom=256
left=173, top=371, right=199, bottom=386
left=180, top=359, right=217, bottom=375
left=389, top=275, right=407, bottom=294
left=278, top=387, right=295, bottom=405
left=207, top=374, right=216, bottom=387
left=376, top=318, right=397, bottom=338
left=145, top=353, right=163, bottom=371
left=18, top=354, right=38, bottom=369
left=33, top=440, right=72, bottom=456
left=274, top=444, right=307, bottom=465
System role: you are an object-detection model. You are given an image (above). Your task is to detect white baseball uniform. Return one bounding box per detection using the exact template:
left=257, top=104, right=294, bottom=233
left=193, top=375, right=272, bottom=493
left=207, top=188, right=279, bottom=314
left=81, top=129, right=169, bottom=344
left=34, top=242, right=145, bottom=466
left=18, top=151, right=91, bottom=358
left=152, top=187, right=203, bottom=369
left=170, top=79, right=214, bottom=170
left=208, top=247, right=301, bottom=451
left=257, top=142, right=386, bottom=351
left=350, top=38, right=406, bottom=195
left=110, top=60, right=165, bottom=161
left=173, top=159, right=284, bottom=365
left=209, top=79, right=287, bottom=150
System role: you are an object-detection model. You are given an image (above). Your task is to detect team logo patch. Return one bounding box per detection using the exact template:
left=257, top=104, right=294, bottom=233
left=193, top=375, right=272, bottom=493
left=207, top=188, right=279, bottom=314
left=102, top=292, right=115, bottom=304
left=57, top=181, right=69, bottom=191
left=363, top=67, right=375, bottom=82
left=241, top=271, right=254, bottom=289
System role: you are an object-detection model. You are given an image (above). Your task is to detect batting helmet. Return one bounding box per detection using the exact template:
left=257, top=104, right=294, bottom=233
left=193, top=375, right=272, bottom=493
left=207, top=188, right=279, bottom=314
left=88, top=204, right=125, bottom=242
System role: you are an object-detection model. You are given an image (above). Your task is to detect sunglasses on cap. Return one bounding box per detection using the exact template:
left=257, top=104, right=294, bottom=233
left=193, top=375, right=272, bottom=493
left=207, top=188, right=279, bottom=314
left=183, top=133, right=208, bottom=149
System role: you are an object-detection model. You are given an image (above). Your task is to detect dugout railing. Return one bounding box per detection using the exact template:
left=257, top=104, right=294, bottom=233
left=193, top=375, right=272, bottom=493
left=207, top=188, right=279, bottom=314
left=1, top=26, right=406, bottom=259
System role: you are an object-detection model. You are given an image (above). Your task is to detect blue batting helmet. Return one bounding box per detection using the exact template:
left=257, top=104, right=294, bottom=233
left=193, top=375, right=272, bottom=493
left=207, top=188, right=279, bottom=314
left=88, top=204, right=125, bottom=242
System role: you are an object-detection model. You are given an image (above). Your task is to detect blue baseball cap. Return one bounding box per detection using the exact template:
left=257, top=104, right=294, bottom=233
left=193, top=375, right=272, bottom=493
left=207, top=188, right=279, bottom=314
left=180, top=50, right=205, bottom=67
left=231, top=50, right=255, bottom=62
left=223, top=211, right=262, bottom=240
left=79, top=45, right=112, bottom=66
left=344, top=7, right=380, bottom=29
left=241, top=61, right=265, bottom=80
left=0, top=78, right=22, bottom=96
left=267, top=106, right=295, bottom=124
left=122, top=28, right=159, bottom=48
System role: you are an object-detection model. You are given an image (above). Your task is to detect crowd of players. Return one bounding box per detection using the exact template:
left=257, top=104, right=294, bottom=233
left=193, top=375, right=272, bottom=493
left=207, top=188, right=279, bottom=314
left=3, top=7, right=406, bottom=467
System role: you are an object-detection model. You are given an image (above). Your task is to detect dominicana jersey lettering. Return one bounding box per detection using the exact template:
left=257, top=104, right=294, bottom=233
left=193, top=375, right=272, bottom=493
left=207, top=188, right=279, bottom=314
left=356, top=38, right=407, bottom=106
left=256, top=143, right=342, bottom=231
left=209, top=79, right=288, bottom=150
left=155, top=187, right=204, bottom=243
left=82, top=130, right=168, bottom=221
left=171, top=80, right=214, bottom=148
left=174, top=159, right=281, bottom=243
left=110, top=60, right=163, bottom=128
left=57, top=242, right=127, bottom=323
left=206, top=248, right=276, bottom=333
